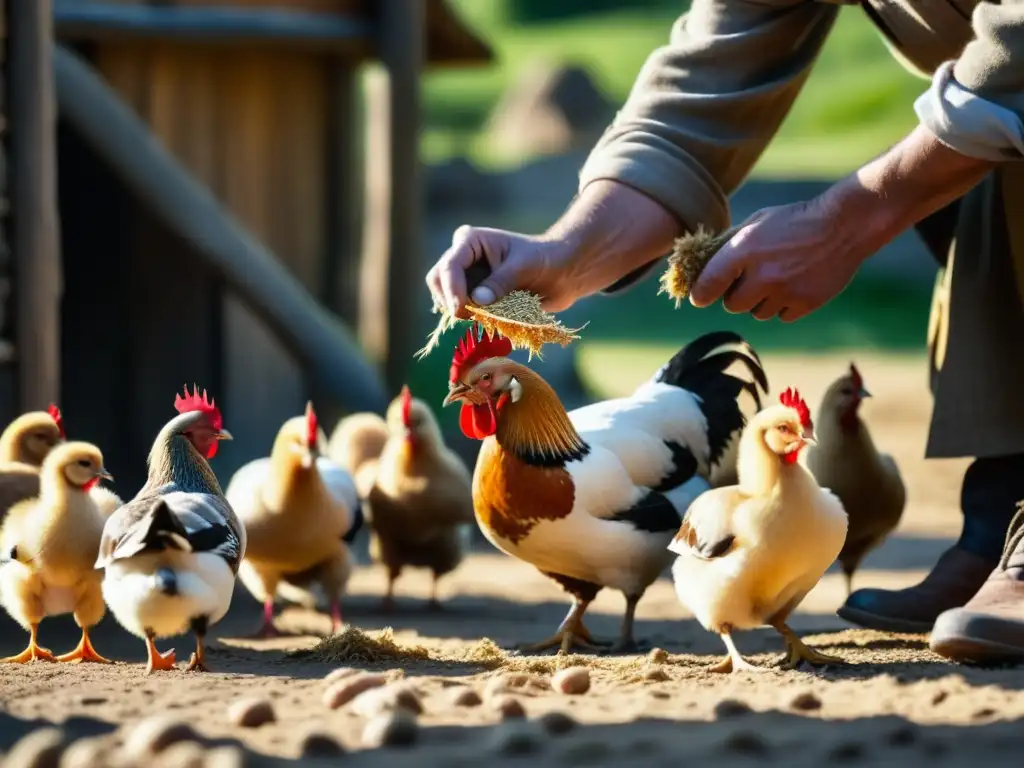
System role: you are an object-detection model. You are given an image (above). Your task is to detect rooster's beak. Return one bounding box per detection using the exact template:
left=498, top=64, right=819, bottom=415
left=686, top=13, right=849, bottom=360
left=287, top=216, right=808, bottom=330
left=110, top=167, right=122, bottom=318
left=858, top=387, right=872, bottom=399
left=216, top=429, right=234, bottom=441
left=801, top=428, right=817, bottom=445
left=443, top=383, right=470, bottom=408
left=96, top=467, right=113, bottom=481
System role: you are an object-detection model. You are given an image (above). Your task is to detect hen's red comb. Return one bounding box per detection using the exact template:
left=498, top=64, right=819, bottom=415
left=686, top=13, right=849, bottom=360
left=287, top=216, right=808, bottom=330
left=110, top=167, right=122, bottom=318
left=400, top=385, right=413, bottom=427
left=47, top=404, right=65, bottom=439
left=305, top=401, right=318, bottom=448
left=779, top=387, right=813, bottom=430
left=450, top=323, right=513, bottom=383
left=174, top=384, right=223, bottom=431
left=849, top=362, right=863, bottom=391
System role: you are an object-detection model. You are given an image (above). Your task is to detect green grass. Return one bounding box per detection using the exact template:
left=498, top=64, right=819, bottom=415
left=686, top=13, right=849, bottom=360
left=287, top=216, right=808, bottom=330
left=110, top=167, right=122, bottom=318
left=424, top=1, right=926, bottom=178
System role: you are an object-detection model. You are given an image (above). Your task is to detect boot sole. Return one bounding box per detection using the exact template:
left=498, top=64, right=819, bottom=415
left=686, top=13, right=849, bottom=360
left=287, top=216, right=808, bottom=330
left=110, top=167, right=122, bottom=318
left=836, top=605, right=933, bottom=635
left=930, top=635, right=1024, bottom=666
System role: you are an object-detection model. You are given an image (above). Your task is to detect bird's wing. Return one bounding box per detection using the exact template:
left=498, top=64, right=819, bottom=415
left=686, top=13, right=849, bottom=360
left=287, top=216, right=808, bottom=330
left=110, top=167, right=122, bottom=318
left=563, top=443, right=684, bottom=534
left=223, top=457, right=271, bottom=522
left=96, top=491, right=245, bottom=571
left=667, top=487, right=744, bottom=560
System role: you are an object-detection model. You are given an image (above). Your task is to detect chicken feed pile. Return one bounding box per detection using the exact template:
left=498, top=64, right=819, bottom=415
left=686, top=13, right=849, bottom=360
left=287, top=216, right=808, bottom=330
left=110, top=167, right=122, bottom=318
left=2, top=354, right=1024, bottom=767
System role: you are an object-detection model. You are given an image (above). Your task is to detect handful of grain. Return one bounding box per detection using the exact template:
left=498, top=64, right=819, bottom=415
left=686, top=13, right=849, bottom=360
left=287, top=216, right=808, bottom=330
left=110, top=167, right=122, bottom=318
left=416, top=261, right=585, bottom=360
left=659, top=225, right=740, bottom=307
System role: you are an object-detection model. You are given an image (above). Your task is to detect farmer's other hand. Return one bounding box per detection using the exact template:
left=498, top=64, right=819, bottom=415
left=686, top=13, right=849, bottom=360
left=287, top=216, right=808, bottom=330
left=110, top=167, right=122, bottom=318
left=687, top=196, right=881, bottom=322
left=426, top=226, right=580, bottom=318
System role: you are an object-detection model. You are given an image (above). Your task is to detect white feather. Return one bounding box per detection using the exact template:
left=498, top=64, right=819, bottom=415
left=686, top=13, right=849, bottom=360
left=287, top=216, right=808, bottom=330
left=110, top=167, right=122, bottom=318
left=102, top=551, right=235, bottom=640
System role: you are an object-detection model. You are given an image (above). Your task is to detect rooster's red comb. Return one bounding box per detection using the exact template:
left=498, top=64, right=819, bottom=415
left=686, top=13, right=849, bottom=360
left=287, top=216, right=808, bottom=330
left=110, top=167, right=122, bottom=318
left=47, top=404, right=65, bottom=439
left=400, top=385, right=413, bottom=426
left=174, top=384, right=223, bottom=431
left=849, top=362, right=863, bottom=390
left=450, top=323, right=513, bottom=383
left=305, top=401, right=318, bottom=448
left=779, top=387, right=812, bottom=430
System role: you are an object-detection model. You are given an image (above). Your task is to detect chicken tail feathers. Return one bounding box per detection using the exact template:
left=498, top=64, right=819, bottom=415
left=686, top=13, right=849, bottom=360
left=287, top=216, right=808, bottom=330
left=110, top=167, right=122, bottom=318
left=108, top=499, right=193, bottom=564
left=653, top=331, right=768, bottom=467
left=341, top=500, right=365, bottom=544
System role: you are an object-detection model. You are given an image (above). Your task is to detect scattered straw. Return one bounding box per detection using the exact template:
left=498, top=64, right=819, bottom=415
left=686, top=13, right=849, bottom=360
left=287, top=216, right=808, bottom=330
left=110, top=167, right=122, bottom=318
left=659, top=225, right=740, bottom=307
left=296, top=629, right=692, bottom=682
left=415, top=290, right=587, bottom=361
left=296, top=627, right=432, bottom=665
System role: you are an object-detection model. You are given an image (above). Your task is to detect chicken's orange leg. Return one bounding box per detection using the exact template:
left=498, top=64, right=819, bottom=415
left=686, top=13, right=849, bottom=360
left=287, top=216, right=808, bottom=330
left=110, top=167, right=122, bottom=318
left=1, top=624, right=56, bottom=664
left=57, top=627, right=111, bottom=664
left=185, top=619, right=210, bottom=672
left=145, top=635, right=177, bottom=674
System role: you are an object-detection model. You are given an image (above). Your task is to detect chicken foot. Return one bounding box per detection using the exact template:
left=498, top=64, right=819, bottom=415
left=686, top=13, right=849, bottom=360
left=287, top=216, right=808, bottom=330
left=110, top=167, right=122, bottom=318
left=709, top=628, right=766, bottom=674
left=1, top=624, right=56, bottom=663
left=517, top=599, right=611, bottom=654
left=254, top=598, right=281, bottom=639
left=773, top=622, right=844, bottom=669
left=145, top=634, right=177, bottom=674
left=185, top=618, right=211, bottom=672
left=57, top=628, right=111, bottom=664
left=609, top=593, right=642, bottom=653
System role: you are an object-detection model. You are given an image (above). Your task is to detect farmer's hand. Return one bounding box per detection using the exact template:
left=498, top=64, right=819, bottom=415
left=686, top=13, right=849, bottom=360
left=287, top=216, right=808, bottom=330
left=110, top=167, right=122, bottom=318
left=426, top=180, right=683, bottom=318
left=426, top=226, right=579, bottom=318
left=687, top=197, right=875, bottom=323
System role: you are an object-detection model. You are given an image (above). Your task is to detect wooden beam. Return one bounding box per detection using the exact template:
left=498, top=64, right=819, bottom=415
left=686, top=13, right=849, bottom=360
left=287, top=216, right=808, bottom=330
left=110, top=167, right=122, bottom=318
left=53, top=43, right=389, bottom=415
left=9, top=0, right=62, bottom=411
left=359, top=0, right=424, bottom=393
left=52, top=1, right=373, bottom=56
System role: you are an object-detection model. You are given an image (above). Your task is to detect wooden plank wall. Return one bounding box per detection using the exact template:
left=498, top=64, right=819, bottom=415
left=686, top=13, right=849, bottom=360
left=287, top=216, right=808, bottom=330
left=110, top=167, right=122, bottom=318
left=91, top=30, right=330, bottom=479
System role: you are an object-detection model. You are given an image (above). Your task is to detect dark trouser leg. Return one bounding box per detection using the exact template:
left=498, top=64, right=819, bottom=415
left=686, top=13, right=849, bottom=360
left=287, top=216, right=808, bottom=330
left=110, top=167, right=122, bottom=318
left=958, top=455, right=1024, bottom=561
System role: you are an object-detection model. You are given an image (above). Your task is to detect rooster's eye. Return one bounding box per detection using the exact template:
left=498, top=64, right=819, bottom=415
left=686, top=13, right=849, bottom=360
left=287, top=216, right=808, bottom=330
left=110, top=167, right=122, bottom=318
left=480, top=373, right=492, bottom=382
left=778, top=425, right=791, bottom=434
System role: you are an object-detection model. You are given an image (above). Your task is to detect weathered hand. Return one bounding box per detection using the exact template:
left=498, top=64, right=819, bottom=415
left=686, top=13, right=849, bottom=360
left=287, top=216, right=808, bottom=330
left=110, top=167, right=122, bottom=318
left=687, top=197, right=875, bottom=322
left=426, top=225, right=579, bottom=318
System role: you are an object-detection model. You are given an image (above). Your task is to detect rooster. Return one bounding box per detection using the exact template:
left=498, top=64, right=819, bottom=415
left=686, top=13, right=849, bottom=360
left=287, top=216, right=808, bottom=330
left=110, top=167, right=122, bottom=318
left=227, top=402, right=361, bottom=637
left=96, top=385, right=243, bottom=674
left=806, top=364, right=906, bottom=593
left=669, top=389, right=848, bottom=673
left=357, top=386, right=474, bottom=611
left=444, top=326, right=767, bottom=652
left=0, top=442, right=114, bottom=664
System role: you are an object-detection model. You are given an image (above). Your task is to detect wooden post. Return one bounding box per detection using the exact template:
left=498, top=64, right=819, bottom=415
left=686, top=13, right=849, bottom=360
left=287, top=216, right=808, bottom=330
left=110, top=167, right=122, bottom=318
left=9, top=0, right=61, bottom=411
left=359, top=0, right=424, bottom=393
left=325, top=64, right=362, bottom=330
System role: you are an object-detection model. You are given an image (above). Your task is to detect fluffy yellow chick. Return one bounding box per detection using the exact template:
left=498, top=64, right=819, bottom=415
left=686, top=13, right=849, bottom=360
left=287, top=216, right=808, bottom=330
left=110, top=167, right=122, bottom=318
left=669, top=388, right=848, bottom=673
left=0, top=442, right=113, bottom=664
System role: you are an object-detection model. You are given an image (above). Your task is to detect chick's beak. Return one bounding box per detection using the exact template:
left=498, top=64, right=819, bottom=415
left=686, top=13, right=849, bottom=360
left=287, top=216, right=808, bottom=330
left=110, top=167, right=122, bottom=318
left=443, top=382, right=470, bottom=408
left=96, top=467, right=113, bottom=481
left=215, top=429, right=233, bottom=441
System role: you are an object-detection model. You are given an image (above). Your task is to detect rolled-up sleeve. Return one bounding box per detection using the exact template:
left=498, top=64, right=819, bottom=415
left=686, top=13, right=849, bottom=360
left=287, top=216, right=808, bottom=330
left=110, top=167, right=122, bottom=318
left=578, top=0, right=839, bottom=234
left=916, top=1, right=1024, bottom=161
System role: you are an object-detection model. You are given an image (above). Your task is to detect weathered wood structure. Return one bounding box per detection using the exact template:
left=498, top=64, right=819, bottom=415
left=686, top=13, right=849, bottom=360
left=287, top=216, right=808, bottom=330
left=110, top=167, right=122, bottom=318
left=0, top=0, right=492, bottom=492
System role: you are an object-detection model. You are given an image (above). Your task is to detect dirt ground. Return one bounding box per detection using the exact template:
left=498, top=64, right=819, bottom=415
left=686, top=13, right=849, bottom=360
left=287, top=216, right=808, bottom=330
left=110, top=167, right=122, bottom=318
left=3, top=353, right=1024, bottom=766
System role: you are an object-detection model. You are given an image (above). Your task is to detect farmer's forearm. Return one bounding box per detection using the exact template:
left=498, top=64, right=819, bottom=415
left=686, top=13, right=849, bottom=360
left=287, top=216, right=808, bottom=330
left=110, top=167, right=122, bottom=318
left=541, top=180, right=681, bottom=299
left=821, top=124, right=997, bottom=255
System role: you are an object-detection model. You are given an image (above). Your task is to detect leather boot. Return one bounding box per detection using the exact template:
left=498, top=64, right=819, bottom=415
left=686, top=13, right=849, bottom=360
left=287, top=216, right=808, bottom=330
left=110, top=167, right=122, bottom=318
left=930, top=505, right=1024, bottom=664
left=836, top=545, right=995, bottom=633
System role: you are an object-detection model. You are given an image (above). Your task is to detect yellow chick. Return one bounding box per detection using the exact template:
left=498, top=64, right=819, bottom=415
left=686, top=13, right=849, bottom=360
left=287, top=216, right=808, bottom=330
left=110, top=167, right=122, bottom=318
left=0, top=442, right=114, bottom=664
